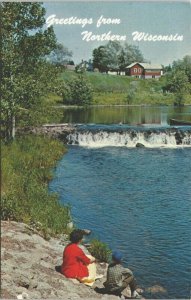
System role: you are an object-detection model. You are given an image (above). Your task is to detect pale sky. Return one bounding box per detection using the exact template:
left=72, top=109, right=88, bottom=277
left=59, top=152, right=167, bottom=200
left=44, top=1, right=191, bottom=66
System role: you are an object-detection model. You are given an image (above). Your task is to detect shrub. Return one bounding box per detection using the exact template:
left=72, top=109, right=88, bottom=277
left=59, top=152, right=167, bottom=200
left=68, top=75, right=93, bottom=105
left=89, top=239, right=112, bottom=262
left=53, top=75, right=93, bottom=105
left=126, top=88, right=136, bottom=105
left=53, top=80, right=72, bottom=104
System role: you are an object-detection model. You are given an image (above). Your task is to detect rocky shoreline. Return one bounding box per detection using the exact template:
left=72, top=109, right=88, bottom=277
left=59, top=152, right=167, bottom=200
left=1, top=221, right=118, bottom=300
left=1, top=221, right=169, bottom=299
left=16, top=124, right=75, bottom=142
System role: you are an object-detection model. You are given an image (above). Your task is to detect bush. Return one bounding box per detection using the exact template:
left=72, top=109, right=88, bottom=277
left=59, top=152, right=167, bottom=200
left=55, top=75, right=93, bottom=105
left=89, top=239, right=112, bottom=262
left=67, top=75, right=93, bottom=105
left=1, top=135, right=71, bottom=237
left=53, top=80, right=72, bottom=104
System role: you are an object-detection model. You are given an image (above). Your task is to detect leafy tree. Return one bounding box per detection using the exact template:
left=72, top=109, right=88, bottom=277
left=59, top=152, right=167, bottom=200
left=48, top=43, right=73, bottom=67
left=163, top=64, right=172, bottom=74
left=118, top=49, right=126, bottom=71
left=164, top=70, right=187, bottom=94
left=162, top=56, right=191, bottom=105
left=53, top=79, right=72, bottom=103
left=163, top=70, right=190, bottom=105
left=92, top=46, right=110, bottom=73
left=62, top=76, right=93, bottom=105
left=167, top=70, right=190, bottom=93
left=174, top=92, right=185, bottom=106
left=1, top=2, right=57, bottom=141
left=68, top=60, right=75, bottom=65
left=121, top=43, right=144, bottom=68
left=172, top=55, right=191, bottom=83
left=106, top=41, right=122, bottom=71
left=92, top=41, right=144, bottom=72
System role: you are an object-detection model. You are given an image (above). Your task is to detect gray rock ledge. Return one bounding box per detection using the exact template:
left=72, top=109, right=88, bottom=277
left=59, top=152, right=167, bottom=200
left=1, top=221, right=118, bottom=300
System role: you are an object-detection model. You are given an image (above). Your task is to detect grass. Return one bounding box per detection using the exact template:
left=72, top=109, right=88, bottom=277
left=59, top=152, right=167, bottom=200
left=59, top=70, right=191, bottom=105
left=89, top=239, right=112, bottom=263
left=1, top=134, right=113, bottom=260
left=92, top=91, right=175, bottom=105
left=86, top=72, right=133, bottom=93
left=16, top=93, right=63, bottom=128
left=61, top=70, right=133, bottom=93
left=1, top=135, right=71, bottom=238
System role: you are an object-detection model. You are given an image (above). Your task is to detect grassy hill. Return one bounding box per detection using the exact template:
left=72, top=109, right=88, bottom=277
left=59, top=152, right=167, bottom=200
left=60, top=70, right=191, bottom=105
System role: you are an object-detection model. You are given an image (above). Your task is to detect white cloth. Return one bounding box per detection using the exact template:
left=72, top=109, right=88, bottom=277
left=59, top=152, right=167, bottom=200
left=81, top=255, right=97, bottom=286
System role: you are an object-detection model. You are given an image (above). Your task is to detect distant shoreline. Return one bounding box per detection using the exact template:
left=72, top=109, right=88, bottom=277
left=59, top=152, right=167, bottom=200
left=53, top=104, right=191, bottom=108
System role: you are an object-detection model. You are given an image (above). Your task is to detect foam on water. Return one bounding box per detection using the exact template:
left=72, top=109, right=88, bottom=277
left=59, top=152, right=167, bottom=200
left=67, top=128, right=191, bottom=148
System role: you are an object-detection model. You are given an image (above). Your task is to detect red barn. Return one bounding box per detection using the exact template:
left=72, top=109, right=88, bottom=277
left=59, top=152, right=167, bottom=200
left=125, top=62, right=163, bottom=79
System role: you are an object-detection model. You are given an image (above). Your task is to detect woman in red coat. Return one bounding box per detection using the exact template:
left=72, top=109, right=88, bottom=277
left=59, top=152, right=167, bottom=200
left=61, top=229, right=96, bottom=281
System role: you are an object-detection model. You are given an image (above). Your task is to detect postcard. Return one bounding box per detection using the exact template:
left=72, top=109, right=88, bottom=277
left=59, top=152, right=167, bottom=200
left=1, top=1, right=191, bottom=299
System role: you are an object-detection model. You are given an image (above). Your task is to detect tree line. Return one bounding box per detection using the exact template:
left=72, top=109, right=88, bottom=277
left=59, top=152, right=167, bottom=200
left=92, top=41, right=144, bottom=73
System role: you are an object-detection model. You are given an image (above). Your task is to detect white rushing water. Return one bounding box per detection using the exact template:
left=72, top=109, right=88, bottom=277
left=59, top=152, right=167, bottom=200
left=67, top=130, right=191, bottom=148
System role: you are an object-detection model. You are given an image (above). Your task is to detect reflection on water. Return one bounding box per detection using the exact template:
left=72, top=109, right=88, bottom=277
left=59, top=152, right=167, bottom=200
left=61, top=106, right=191, bottom=125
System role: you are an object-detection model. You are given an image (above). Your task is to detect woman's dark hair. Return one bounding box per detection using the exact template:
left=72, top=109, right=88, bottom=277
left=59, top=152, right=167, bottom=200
left=69, top=229, right=84, bottom=243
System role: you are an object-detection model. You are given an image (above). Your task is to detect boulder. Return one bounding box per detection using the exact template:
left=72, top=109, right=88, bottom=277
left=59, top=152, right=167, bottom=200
left=136, top=143, right=145, bottom=148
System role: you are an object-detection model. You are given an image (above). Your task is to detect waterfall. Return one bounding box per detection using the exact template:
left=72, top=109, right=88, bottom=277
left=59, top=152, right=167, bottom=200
left=67, top=126, right=191, bottom=148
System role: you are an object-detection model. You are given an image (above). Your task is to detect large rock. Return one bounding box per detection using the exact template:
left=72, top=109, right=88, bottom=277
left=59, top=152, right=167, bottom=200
left=136, top=142, right=145, bottom=148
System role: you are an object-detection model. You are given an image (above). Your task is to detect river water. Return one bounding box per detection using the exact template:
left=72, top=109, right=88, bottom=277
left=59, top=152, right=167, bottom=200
left=50, top=106, right=191, bottom=299
left=61, top=105, right=191, bottom=125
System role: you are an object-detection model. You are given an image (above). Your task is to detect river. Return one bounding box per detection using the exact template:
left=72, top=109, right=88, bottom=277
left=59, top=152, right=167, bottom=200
left=61, top=105, right=191, bottom=125
left=50, top=106, right=191, bottom=299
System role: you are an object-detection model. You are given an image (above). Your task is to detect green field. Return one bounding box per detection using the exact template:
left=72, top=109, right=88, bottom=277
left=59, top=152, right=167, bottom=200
left=60, top=70, right=179, bottom=105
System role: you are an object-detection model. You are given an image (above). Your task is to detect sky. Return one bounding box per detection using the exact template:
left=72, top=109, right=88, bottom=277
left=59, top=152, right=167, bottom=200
left=44, top=1, right=191, bottom=66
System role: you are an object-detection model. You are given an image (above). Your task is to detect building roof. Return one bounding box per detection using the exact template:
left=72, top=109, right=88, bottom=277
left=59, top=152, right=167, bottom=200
left=126, top=62, right=163, bottom=70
